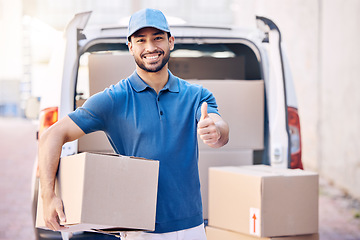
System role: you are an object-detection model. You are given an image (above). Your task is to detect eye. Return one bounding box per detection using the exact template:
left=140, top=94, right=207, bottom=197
left=136, top=38, right=145, bottom=43
left=155, top=36, right=163, bottom=41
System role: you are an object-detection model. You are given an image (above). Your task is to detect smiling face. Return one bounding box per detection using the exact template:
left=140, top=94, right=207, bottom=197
left=128, top=27, right=174, bottom=73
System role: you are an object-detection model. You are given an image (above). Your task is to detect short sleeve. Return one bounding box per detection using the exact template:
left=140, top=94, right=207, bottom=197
left=68, top=88, right=114, bottom=134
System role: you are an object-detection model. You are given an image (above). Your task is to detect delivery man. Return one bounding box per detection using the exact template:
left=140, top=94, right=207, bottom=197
left=39, top=8, right=229, bottom=240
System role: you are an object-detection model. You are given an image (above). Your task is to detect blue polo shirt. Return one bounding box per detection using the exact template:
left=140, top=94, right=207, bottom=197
left=68, top=70, right=219, bottom=233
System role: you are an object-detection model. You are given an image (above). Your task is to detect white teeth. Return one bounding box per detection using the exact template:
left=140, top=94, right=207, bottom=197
left=146, top=55, right=159, bottom=60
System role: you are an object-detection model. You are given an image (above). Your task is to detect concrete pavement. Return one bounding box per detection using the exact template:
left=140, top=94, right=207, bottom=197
left=318, top=177, right=360, bottom=239
left=0, top=117, right=359, bottom=240
left=0, top=117, right=37, bottom=240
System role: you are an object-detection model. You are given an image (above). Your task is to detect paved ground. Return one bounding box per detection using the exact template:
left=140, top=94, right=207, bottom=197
left=0, top=117, right=37, bottom=240
left=318, top=177, right=360, bottom=240
left=0, top=117, right=359, bottom=240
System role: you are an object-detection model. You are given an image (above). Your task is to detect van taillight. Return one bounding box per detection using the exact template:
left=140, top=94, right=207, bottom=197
left=288, top=107, right=303, bottom=169
left=38, top=107, right=58, bottom=138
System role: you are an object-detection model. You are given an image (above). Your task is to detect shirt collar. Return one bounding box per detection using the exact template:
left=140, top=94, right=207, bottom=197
left=129, top=70, right=179, bottom=93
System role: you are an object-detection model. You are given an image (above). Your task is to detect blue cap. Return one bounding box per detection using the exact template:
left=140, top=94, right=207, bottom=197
left=127, top=8, right=171, bottom=40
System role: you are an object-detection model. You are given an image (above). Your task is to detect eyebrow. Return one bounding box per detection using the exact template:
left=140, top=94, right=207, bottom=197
left=133, top=30, right=165, bottom=38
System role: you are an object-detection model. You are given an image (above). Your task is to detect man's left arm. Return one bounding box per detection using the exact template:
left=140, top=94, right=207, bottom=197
left=197, top=102, right=229, bottom=148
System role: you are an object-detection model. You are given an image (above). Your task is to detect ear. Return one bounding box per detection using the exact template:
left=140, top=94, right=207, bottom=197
left=128, top=40, right=134, bottom=56
left=169, top=36, right=175, bottom=51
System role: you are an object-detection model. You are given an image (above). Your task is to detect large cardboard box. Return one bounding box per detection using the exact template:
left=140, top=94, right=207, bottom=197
left=188, top=80, right=264, bottom=150
left=206, top=226, right=319, bottom=240
left=88, top=53, right=135, bottom=95
left=36, top=152, right=159, bottom=232
left=76, top=99, right=114, bottom=153
left=208, top=165, right=318, bottom=237
left=169, top=56, right=246, bottom=80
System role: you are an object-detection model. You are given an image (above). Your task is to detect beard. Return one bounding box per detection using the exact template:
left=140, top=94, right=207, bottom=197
left=134, top=50, right=171, bottom=73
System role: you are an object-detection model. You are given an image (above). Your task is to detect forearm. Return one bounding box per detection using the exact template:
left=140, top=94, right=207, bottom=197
left=39, top=131, right=68, bottom=231
left=38, top=126, right=66, bottom=198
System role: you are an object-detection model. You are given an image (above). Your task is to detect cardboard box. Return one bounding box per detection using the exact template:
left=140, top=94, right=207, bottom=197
left=208, top=165, right=318, bottom=237
left=78, top=131, right=114, bottom=153
left=206, top=226, right=319, bottom=240
left=88, top=53, right=136, bottom=95
left=36, top=152, right=159, bottom=232
left=188, top=80, right=264, bottom=150
left=168, top=56, right=246, bottom=80
left=75, top=99, right=114, bottom=153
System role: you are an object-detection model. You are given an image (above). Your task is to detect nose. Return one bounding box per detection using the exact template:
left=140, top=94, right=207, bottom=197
left=144, top=40, right=158, bottom=52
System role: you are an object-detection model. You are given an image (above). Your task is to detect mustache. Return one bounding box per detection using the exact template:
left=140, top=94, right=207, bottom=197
left=141, top=50, right=164, bottom=58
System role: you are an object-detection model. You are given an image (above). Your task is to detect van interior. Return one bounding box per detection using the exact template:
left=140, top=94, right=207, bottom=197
left=75, top=42, right=266, bottom=219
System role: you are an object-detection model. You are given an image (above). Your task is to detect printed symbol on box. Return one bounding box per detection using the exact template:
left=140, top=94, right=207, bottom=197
left=249, top=207, right=260, bottom=236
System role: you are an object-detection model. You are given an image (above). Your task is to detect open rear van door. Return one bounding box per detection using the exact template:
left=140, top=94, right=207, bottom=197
left=256, top=16, right=290, bottom=168
left=60, top=11, right=91, bottom=157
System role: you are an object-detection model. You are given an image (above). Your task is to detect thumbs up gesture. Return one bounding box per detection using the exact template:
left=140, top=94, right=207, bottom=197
left=197, top=102, right=221, bottom=146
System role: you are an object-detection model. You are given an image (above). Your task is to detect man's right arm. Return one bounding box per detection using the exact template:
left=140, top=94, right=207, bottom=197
left=38, top=115, right=85, bottom=231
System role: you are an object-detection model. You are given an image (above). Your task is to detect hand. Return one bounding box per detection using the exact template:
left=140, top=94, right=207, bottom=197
left=197, top=102, right=220, bottom=146
left=42, top=194, right=68, bottom=231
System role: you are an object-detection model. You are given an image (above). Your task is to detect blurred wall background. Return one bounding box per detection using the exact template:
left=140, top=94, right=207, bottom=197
left=249, top=0, right=360, bottom=201
left=0, top=0, right=23, bottom=117
left=0, top=0, right=359, bottom=199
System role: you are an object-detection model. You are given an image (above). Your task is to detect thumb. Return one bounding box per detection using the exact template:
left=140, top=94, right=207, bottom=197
left=56, top=204, right=66, bottom=223
left=200, top=102, right=209, bottom=120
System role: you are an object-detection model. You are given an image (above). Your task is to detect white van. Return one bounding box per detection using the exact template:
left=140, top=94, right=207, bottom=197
left=32, top=12, right=303, bottom=240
